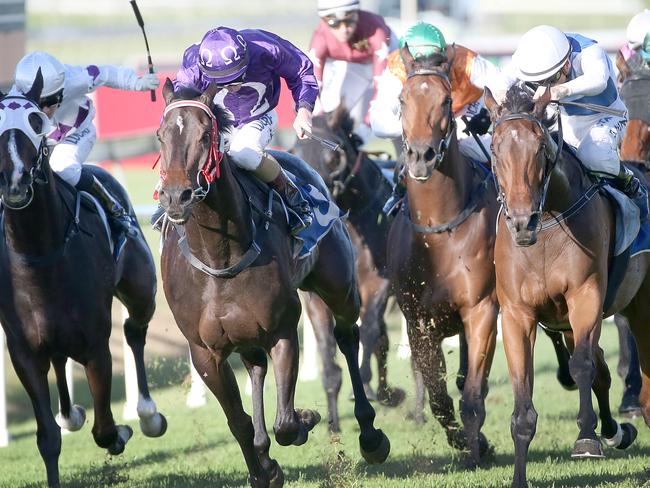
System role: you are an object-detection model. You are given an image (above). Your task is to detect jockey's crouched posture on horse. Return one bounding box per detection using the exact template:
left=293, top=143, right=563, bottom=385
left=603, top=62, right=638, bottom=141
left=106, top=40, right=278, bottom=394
left=13, top=51, right=160, bottom=240
left=504, top=25, right=648, bottom=219
left=309, top=0, right=397, bottom=144
left=368, top=22, right=505, bottom=214
left=155, top=26, right=318, bottom=235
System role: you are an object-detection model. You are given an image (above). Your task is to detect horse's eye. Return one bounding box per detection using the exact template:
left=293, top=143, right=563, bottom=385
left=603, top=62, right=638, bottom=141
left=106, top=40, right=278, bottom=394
left=28, top=113, right=43, bottom=134
left=398, top=95, right=405, bottom=105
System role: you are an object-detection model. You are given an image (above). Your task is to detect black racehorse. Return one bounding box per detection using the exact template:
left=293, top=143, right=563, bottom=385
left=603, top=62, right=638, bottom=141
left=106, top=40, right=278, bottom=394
left=0, top=72, right=166, bottom=488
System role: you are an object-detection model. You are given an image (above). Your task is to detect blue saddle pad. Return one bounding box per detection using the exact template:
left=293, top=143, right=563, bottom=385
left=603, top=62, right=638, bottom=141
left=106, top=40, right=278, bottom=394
left=631, top=218, right=650, bottom=257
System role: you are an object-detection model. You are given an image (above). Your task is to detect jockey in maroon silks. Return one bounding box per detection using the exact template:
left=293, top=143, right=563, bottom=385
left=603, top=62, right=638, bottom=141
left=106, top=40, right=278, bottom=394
left=174, top=26, right=319, bottom=234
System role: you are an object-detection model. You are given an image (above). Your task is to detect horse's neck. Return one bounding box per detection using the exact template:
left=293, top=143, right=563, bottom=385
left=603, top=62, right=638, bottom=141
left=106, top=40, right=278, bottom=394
left=3, top=173, right=66, bottom=255
left=545, top=149, right=590, bottom=213
left=185, top=160, right=253, bottom=265
left=407, top=138, right=473, bottom=224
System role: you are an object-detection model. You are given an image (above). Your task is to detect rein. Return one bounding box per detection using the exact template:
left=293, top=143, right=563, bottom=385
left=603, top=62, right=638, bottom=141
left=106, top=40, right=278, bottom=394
left=492, top=109, right=565, bottom=232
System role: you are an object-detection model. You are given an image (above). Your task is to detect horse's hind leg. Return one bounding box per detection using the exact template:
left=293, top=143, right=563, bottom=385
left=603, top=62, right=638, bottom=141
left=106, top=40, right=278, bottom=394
left=543, top=327, right=576, bottom=390
left=116, top=244, right=167, bottom=438
left=84, top=346, right=132, bottom=455
left=240, top=349, right=284, bottom=488
left=614, top=314, right=642, bottom=417
left=52, top=356, right=85, bottom=432
left=8, top=346, right=61, bottom=487
left=626, top=310, right=650, bottom=427
left=304, top=292, right=342, bottom=433
left=190, top=343, right=269, bottom=487
left=358, top=279, right=388, bottom=402
left=590, top=345, right=638, bottom=450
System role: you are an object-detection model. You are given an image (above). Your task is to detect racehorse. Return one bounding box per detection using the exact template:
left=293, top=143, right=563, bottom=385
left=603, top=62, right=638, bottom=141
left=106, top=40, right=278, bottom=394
left=484, top=83, right=644, bottom=488
left=156, top=80, right=390, bottom=487
left=0, top=72, right=166, bottom=488
left=293, top=107, right=407, bottom=431
left=386, top=45, right=499, bottom=467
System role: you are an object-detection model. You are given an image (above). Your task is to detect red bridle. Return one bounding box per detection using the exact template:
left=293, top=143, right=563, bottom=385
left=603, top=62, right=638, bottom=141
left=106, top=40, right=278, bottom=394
left=154, top=99, right=224, bottom=195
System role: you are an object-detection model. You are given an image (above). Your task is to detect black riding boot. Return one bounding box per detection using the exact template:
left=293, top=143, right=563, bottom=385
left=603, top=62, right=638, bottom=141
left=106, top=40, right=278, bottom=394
left=269, top=170, right=312, bottom=235
left=77, top=170, right=135, bottom=238
left=613, top=165, right=649, bottom=220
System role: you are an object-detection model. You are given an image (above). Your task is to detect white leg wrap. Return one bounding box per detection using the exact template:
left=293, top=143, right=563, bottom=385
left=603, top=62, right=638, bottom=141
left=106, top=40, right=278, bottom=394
left=55, top=404, right=86, bottom=432
left=136, top=395, right=157, bottom=419
left=603, top=421, right=623, bottom=447
left=137, top=395, right=164, bottom=437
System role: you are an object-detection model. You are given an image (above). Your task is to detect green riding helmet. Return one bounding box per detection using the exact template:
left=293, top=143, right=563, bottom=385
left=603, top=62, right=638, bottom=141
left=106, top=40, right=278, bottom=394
left=642, top=31, right=650, bottom=60
left=399, top=22, right=447, bottom=59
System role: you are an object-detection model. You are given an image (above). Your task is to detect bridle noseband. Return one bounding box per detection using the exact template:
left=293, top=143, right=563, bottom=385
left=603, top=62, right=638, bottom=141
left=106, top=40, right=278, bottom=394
left=403, top=68, right=456, bottom=174
left=492, top=109, right=563, bottom=231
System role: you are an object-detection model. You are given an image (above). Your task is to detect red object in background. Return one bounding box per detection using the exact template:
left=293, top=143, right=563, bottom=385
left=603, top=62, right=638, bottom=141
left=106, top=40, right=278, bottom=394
left=93, top=73, right=296, bottom=140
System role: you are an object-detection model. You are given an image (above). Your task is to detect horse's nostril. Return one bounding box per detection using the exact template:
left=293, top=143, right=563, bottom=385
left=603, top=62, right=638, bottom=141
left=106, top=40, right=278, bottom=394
left=424, top=147, right=436, bottom=162
left=179, top=189, right=193, bottom=204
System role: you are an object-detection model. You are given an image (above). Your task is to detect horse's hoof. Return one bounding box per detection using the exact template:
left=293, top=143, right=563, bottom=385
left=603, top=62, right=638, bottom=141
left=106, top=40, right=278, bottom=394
left=557, top=368, right=577, bottom=391
left=571, top=438, right=604, bottom=459
left=107, top=425, right=133, bottom=456
left=291, top=425, right=309, bottom=446
left=328, top=420, right=341, bottom=433
left=360, top=429, right=390, bottom=464
left=296, top=409, right=321, bottom=431
left=140, top=412, right=167, bottom=438
left=377, top=387, right=406, bottom=408
left=269, top=461, right=285, bottom=488
left=603, top=422, right=638, bottom=450
left=56, top=404, right=86, bottom=432
left=618, top=395, right=642, bottom=419
left=478, top=432, right=492, bottom=458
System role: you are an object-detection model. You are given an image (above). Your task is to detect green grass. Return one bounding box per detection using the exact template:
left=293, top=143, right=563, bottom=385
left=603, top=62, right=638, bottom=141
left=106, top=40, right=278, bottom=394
left=1, top=318, right=649, bottom=488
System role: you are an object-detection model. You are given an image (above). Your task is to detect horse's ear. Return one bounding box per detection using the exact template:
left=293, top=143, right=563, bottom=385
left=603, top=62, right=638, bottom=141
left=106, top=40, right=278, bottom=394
left=162, top=78, right=175, bottom=104
left=533, top=86, right=552, bottom=119
left=615, top=50, right=631, bottom=83
left=200, top=82, right=219, bottom=106
left=400, top=43, right=416, bottom=73
left=24, top=67, right=44, bottom=102
left=483, top=86, right=501, bottom=122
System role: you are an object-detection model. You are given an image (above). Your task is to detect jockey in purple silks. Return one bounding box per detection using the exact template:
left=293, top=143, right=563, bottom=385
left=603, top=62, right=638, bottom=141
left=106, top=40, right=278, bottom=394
left=174, top=26, right=319, bottom=234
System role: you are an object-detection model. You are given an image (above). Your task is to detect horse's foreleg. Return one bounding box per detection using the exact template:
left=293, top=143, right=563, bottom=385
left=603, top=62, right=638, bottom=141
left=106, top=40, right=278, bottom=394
left=240, top=349, right=283, bottom=488
left=123, top=316, right=167, bottom=438
left=501, top=307, right=537, bottom=488
left=592, top=345, right=638, bottom=450
left=358, top=282, right=389, bottom=401
left=614, top=314, right=642, bottom=417
left=190, top=343, right=268, bottom=488
left=270, top=331, right=320, bottom=447
left=407, top=321, right=463, bottom=450
left=305, top=293, right=342, bottom=433
left=8, top=347, right=61, bottom=487
left=543, top=327, right=576, bottom=390
left=52, top=356, right=85, bottom=432
left=411, top=358, right=426, bottom=424
left=460, top=303, right=497, bottom=467
left=84, top=347, right=131, bottom=455
left=626, top=311, right=650, bottom=427
left=566, top=295, right=603, bottom=458
left=456, top=330, right=468, bottom=392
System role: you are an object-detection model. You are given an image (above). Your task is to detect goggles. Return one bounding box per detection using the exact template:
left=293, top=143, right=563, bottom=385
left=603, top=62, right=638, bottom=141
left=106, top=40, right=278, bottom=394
left=325, top=12, right=359, bottom=29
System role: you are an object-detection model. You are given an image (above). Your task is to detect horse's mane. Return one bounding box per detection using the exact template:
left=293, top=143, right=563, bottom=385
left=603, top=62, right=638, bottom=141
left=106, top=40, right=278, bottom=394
left=502, top=81, right=535, bottom=115
left=173, top=85, right=234, bottom=134
left=326, top=105, right=355, bottom=135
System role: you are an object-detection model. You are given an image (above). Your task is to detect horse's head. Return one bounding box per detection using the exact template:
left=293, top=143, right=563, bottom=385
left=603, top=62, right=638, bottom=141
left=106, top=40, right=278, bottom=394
left=619, top=68, right=650, bottom=168
left=293, top=105, right=361, bottom=199
left=0, top=69, right=51, bottom=210
left=485, top=82, right=558, bottom=246
left=399, top=44, right=454, bottom=180
left=157, top=79, right=231, bottom=224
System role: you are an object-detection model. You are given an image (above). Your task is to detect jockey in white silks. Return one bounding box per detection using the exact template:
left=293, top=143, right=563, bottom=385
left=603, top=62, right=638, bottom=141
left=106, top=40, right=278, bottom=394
left=368, top=22, right=505, bottom=214
left=13, top=51, right=160, bottom=236
left=502, top=25, right=647, bottom=219
left=309, top=0, right=398, bottom=144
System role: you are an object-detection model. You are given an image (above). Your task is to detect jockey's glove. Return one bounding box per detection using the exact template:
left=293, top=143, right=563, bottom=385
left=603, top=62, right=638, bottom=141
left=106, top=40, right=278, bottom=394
left=135, top=73, right=160, bottom=91
left=294, top=107, right=313, bottom=139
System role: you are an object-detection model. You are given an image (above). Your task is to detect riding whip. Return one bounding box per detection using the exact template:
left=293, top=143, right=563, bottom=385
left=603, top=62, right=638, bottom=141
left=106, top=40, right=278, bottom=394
left=305, top=131, right=340, bottom=151
left=129, top=0, right=156, bottom=102
left=555, top=100, right=626, bottom=118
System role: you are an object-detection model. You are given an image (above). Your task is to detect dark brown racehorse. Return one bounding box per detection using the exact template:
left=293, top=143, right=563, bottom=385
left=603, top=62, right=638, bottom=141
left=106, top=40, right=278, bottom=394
left=293, top=108, right=406, bottom=431
left=0, top=73, right=165, bottom=488
left=156, top=80, right=389, bottom=487
left=386, top=46, right=499, bottom=467
left=485, top=83, right=645, bottom=488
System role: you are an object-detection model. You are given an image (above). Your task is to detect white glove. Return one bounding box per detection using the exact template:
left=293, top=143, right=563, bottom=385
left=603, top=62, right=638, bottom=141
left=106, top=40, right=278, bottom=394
left=135, top=73, right=160, bottom=91
left=550, top=84, right=570, bottom=100
left=293, top=107, right=313, bottom=139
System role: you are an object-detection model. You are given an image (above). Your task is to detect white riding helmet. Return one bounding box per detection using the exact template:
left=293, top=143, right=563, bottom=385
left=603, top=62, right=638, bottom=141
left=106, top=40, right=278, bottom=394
left=317, top=0, right=360, bottom=18
left=14, top=51, right=65, bottom=98
left=513, top=25, right=571, bottom=82
left=626, top=9, right=650, bottom=48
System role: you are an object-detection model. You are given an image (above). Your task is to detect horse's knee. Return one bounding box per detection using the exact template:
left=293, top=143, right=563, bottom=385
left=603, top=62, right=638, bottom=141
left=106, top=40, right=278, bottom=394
left=460, top=391, right=485, bottom=426
left=511, top=404, right=537, bottom=444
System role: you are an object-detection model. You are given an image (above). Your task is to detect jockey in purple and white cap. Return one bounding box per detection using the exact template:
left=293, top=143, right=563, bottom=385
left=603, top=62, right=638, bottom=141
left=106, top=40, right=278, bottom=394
left=174, top=27, right=319, bottom=233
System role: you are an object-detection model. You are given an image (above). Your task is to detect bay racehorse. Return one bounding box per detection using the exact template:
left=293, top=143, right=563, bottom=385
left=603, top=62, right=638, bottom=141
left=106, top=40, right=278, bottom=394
left=386, top=45, right=499, bottom=467
left=293, top=107, right=407, bottom=431
left=0, top=72, right=166, bottom=488
left=485, top=83, right=645, bottom=488
left=156, top=80, right=389, bottom=487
